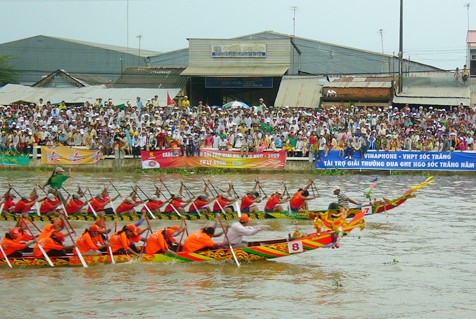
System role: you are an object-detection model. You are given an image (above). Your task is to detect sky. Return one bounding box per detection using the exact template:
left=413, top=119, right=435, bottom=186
left=1, top=0, right=475, bottom=70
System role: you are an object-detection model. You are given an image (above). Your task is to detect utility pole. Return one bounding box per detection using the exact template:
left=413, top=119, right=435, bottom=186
left=379, top=29, right=384, bottom=54
left=398, top=0, right=403, bottom=93
left=290, top=6, right=298, bottom=38
left=137, top=34, right=142, bottom=66
left=465, top=3, right=470, bottom=64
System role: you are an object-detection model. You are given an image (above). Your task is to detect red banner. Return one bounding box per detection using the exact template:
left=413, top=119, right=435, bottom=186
left=141, top=149, right=286, bottom=169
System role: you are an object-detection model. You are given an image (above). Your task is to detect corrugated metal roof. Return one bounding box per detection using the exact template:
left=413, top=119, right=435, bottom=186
left=114, top=66, right=187, bottom=89
left=399, top=86, right=469, bottom=98
left=32, top=69, right=112, bottom=88
left=326, top=77, right=394, bottom=88
left=181, top=65, right=289, bottom=77
left=274, top=76, right=321, bottom=107
left=0, top=84, right=180, bottom=106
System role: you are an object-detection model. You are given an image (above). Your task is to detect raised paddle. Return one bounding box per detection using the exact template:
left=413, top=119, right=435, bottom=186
left=180, top=182, right=201, bottom=217
left=133, top=185, right=156, bottom=220
left=59, top=216, right=88, bottom=268
left=159, top=179, right=183, bottom=218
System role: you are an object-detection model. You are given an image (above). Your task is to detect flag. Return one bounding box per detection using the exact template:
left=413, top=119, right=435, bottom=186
left=116, top=103, right=125, bottom=110
left=167, top=92, right=174, bottom=106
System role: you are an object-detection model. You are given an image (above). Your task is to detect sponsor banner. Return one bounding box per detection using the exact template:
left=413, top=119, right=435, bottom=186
left=315, top=150, right=476, bottom=171
left=41, top=146, right=105, bottom=165
left=141, top=149, right=286, bottom=169
left=0, top=154, right=30, bottom=166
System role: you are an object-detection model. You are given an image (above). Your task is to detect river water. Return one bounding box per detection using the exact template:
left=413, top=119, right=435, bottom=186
left=0, top=172, right=475, bottom=319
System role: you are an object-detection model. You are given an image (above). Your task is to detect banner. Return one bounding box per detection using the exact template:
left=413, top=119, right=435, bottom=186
left=141, top=149, right=286, bottom=169
left=315, top=150, right=476, bottom=171
left=0, top=154, right=30, bottom=166
left=41, top=146, right=105, bottom=165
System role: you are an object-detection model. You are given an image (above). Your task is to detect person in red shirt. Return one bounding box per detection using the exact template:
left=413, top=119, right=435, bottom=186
left=11, top=196, right=37, bottom=214
left=141, top=195, right=167, bottom=215
left=289, top=190, right=320, bottom=212
left=1, top=227, right=36, bottom=257
left=145, top=224, right=185, bottom=254
left=75, top=224, right=108, bottom=255
left=2, top=193, right=17, bottom=214
left=116, top=197, right=143, bottom=214
left=264, top=192, right=289, bottom=212
left=240, top=191, right=262, bottom=213
left=88, top=193, right=110, bottom=214
left=39, top=193, right=61, bottom=214
left=212, top=193, right=237, bottom=213
left=66, top=193, right=88, bottom=215
left=163, top=194, right=192, bottom=215
left=189, top=194, right=214, bottom=214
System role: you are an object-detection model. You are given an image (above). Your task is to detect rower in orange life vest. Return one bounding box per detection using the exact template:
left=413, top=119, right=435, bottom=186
left=109, top=224, right=148, bottom=255
left=33, top=218, right=74, bottom=257
left=289, top=180, right=320, bottom=212
left=39, top=193, right=62, bottom=214
left=145, top=222, right=186, bottom=254
left=1, top=227, right=36, bottom=257
left=75, top=224, right=109, bottom=256
left=182, top=226, right=226, bottom=253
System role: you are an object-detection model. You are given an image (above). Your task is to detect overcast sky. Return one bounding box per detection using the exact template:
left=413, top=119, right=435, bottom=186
left=1, top=0, right=474, bottom=70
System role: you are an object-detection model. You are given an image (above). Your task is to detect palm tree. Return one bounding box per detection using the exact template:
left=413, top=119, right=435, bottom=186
left=0, top=56, right=19, bottom=86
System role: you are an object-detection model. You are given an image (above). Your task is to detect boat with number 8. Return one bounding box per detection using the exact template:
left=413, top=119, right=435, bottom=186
left=0, top=211, right=366, bottom=268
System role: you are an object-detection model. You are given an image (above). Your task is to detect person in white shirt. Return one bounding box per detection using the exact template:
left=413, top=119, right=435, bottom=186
left=225, top=214, right=269, bottom=248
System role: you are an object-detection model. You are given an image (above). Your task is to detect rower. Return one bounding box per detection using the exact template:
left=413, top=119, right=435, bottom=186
left=332, top=186, right=361, bottom=209
left=1, top=227, right=36, bottom=257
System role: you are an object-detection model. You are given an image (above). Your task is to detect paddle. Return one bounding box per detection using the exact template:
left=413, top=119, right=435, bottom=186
left=136, top=214, right=153, bottom=261
left=215, top=214, right=240, bottom=267
left=254, top=178, right=268, bottom=199
left=180, top=182, right=201, bottom=217
left=230, top=184, right=242, bottom=217
left=159, top=179, right=183, bottom=218
left=133, top=185, right=156, bottom=220
left=0, top=242, right=12, bottom=268
left=108, top=181, right=121, bottom=215
left=23, top=218, right=54, bottom=267
left=59, top=216, right=88, bottom=268
left=283, top=182, right=292, bottom=211
left=84, top=188, right=98, bottom=217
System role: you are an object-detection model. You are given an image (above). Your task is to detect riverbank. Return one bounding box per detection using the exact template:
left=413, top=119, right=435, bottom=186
left=2, top=157, right=475, bottom=176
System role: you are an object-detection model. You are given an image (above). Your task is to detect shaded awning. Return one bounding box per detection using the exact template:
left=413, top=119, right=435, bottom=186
left=181, top=64, right=289, bottom=77
left=274, top=76, right=322, bottom=108
left=393, top=96, right=470, bottom=106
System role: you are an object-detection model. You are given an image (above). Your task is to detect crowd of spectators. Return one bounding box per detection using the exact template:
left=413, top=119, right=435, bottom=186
left=0, top=96, right=475, bottom=160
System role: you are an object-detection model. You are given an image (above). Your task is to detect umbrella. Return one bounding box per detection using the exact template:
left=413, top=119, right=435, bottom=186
left=222, top=101, right=250, bottom=109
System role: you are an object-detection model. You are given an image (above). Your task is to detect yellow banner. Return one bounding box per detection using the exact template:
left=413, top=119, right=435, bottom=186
left=41, top=146, right=105, bottom=165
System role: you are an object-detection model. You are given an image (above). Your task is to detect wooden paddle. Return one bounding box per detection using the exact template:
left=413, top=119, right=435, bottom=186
left=23, top=218, right=54, bottom=267
left=216, top=214, right=240, bottom=267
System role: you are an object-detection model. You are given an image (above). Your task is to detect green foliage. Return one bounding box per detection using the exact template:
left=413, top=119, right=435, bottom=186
left=0, top=56, right=19, bottom=86
left=333, top=279, right=343, bottom=288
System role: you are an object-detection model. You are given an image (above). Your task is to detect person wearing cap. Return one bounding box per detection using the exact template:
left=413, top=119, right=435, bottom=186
left=182, top=226, right=226, bottom=253
left=44, top=166, right=71, bottom=190
left=225, top=214, right=269, bottom=248
left=189, top=193, right=214, bottom=214
left=75, top=224, right=108, bottom=256
left=1, top=227, right=36, bottom=257
left=109, top=224, right=146, bottom=255
left=163, top=194, right=192, bottom=215
left=145, top=222, right=186, bottom=254
left=65, top=193, right=88, bottom=215
left=115, top=197, right=143, bottom=215
left=181, top=96, right=190, bottom=108
left=39, top=193, right=62, bottom=214
left=289, top=180, right=320, bottom=212
left=333, top=186, right=361, bottom=209
left=33, top=230, right=73, bottom=257
left=140, top=195, right=167, bottom=215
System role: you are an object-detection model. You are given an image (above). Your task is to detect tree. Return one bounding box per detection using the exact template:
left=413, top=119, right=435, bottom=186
left=0, top=56, right=19, bottom=86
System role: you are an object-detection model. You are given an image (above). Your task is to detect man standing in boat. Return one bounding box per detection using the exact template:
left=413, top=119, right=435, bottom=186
left=332, top=186, right=361, bottom=209
left=225, top=214, right=269, bottom=248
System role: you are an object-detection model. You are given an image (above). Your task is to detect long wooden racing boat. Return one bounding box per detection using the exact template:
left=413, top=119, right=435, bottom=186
left=0, top=212, right=366, bottom=268
left=0, top=177, right=432, bottom=222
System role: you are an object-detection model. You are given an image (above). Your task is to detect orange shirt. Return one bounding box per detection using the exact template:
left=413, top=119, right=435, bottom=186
left=145, top=230, right=168, bottom=254
left=289, top=192, right=304, bottom=210
left=39, top=224, right=56, bottom=239
left=109, top=232, right=131, bottom=253
left=265, top=195, right=280, bottom=211
left=1, top=237, right=27, bottom=256
left=240, top=195, right=254, bottom=211
left=75, top=232, right=100, bottom=254
left=182, top=230, right=215, bottom=253
left=33, top=236, right=64, bottom=257
left=66, top=198, right=85, bottom=214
